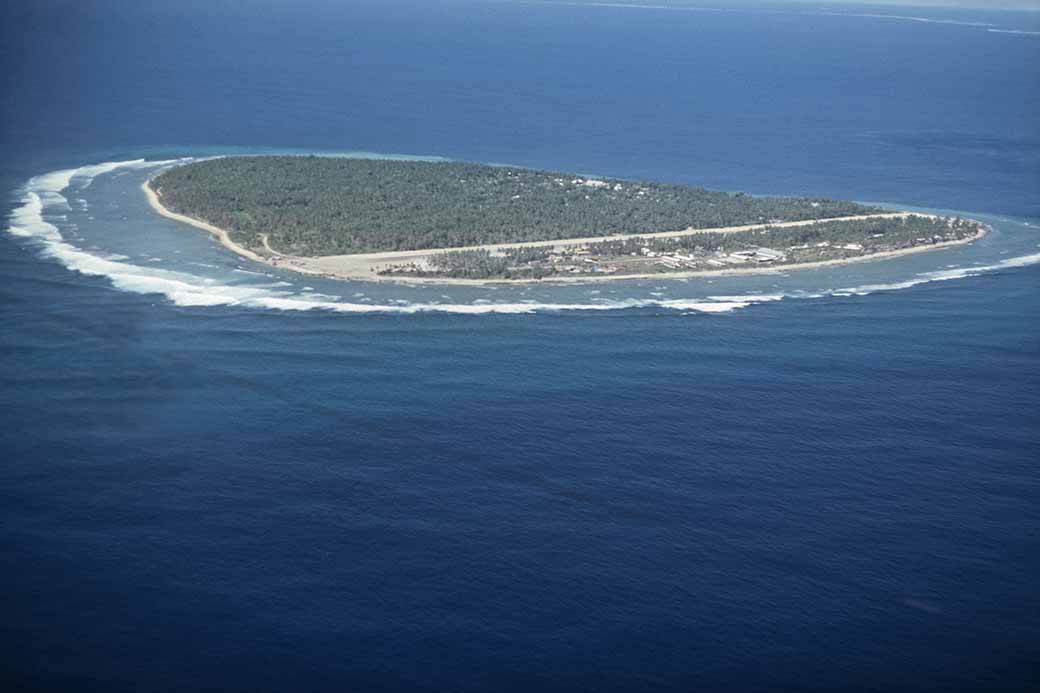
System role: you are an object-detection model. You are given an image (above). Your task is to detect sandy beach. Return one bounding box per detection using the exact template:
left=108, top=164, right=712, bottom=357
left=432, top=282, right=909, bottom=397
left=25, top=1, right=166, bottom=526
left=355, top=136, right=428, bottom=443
left=144, top=180, right=324, bottom=279
left=143, top=179, right=988, bottom=285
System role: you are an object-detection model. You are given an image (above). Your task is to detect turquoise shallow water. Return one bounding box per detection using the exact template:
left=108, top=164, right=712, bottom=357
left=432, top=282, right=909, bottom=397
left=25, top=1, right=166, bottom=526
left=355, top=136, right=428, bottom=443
left=2, top=2, right=1038, bottom=690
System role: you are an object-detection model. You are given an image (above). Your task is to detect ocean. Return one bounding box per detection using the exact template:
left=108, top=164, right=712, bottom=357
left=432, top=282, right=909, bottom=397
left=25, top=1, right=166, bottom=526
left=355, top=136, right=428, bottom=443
left=2, top=1, right=1038, bottom=690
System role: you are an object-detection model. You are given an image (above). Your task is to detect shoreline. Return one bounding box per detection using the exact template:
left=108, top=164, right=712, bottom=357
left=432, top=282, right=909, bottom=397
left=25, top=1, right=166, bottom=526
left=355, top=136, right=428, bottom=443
left=143, top=180, right=323, bottom=278
left=143, top=178, right=989, bottom=286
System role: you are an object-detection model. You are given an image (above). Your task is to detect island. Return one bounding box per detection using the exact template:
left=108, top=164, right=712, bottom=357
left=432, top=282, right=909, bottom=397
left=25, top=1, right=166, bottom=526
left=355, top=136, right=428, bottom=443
left=145, top=156, right=987, bottom=283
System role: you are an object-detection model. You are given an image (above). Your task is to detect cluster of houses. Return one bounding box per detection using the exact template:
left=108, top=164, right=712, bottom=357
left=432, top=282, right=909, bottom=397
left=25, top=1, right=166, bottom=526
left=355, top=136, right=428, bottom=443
left=641, top=245, right=787, bottom=269
left=531, top=243, right=792, bottom=273
left=540, top=251, right=618, bottom=274
left=726, top=247, right=787, bottom=263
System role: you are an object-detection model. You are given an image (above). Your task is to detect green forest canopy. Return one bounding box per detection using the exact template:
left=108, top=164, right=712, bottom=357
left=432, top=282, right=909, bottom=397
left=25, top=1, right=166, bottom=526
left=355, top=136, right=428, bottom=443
left=151, top=156, right=884, bottom=255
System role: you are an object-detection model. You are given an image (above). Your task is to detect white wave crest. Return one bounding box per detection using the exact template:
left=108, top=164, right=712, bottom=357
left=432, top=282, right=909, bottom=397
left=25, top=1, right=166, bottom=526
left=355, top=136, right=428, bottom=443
left=8, top=159, right=180, bottom=243
left=249, top=296, right=753, bottom=314
left=707, top=294, right=785, bottom=303
left=832, top=254, right=1040, bottom=296
left=8, top=192, right=60, bottom=242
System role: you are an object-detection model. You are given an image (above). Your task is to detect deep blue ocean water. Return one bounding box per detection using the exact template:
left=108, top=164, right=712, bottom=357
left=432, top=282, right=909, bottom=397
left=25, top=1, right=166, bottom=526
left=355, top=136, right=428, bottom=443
left=2, top=1, right=1039, bottom=690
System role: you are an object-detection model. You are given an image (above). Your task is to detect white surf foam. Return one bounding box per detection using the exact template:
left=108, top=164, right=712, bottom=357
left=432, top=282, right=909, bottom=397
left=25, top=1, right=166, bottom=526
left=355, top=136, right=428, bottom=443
left=831, top=254, right=1040, bottom=297
left=248, top=296, right=751, bottom=314
left=707, top=294, right=785, bottom=303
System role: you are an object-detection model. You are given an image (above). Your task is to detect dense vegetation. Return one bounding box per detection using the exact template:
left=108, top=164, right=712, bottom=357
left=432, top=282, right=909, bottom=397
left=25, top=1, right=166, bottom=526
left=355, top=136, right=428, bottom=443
left=383, top=215, right=980, bottom=279
left=585, top=215, right=977, bottom=257
left=151, top=156, right=883, bottom=255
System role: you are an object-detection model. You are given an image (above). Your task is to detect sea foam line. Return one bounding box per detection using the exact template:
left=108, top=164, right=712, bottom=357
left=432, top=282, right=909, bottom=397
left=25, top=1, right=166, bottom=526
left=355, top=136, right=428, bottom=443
left=544, top=3, right=1006, bottom=31
left=830, top=254, right=1040, bottom=297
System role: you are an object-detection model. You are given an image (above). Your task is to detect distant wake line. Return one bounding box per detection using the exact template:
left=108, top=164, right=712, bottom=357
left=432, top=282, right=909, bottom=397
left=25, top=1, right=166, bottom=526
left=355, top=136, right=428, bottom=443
left=541, top=2, right=1039, bottom=35
left=988, top=29, right=1040, bottom=36
left=6, top=159, right=1039, bottom=316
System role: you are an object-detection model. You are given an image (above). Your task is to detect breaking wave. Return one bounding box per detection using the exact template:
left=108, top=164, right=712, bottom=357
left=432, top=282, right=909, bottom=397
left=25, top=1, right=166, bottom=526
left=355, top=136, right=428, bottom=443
left=829, top=254, right=1040, bottom=296
left=6, top=159, right=1039, bottom=316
